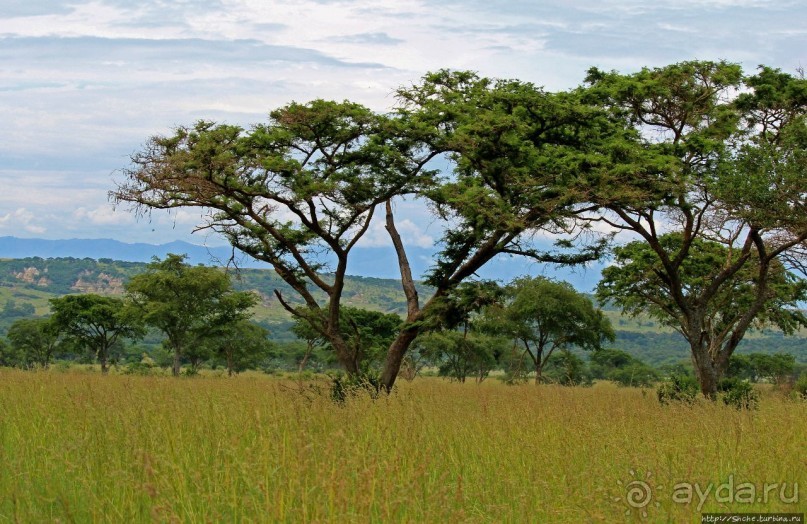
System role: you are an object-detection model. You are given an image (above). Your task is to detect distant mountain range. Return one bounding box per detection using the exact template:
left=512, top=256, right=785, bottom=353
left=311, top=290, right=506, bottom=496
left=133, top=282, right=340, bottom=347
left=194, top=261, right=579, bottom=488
left=0, top=236, right=605, bottom=289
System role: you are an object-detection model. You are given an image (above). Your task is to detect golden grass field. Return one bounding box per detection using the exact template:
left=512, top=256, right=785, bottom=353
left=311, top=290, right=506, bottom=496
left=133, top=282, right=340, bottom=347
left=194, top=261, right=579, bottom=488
left=0, top=369, right=804, bottom=523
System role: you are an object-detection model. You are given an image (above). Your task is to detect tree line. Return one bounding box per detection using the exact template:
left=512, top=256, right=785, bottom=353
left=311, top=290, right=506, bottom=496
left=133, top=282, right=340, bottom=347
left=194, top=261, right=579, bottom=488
left=2, top=255, right=802, bottom=404
left=0, top=254, right=267, bottom=377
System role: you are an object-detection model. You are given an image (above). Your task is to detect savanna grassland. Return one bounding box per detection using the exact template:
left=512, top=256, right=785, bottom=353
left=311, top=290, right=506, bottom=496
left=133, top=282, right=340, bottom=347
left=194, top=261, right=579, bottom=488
left=0, top=370, right=804, bottom=523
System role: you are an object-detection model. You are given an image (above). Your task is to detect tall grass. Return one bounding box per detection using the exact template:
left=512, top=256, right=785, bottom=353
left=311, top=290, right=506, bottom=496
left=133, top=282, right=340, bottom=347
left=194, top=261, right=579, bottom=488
left=0, top=370, right=803, bottom=522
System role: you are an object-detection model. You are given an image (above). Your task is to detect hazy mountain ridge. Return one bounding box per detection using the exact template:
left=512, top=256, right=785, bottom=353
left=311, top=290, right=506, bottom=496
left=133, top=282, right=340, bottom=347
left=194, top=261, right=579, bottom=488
left=0, top=236, right=605, bottom=287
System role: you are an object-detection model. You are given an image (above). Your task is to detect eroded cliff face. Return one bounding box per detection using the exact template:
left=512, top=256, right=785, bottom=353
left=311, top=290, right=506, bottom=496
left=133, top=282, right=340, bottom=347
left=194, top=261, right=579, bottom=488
left=70, top=271, right=125, bottom=295
left=13, top=267, right=51, bottom=287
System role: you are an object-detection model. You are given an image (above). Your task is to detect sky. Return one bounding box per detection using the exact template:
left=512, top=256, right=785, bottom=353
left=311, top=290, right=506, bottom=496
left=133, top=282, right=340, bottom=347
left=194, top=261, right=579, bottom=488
left=1, top=0, right=805, bottom=255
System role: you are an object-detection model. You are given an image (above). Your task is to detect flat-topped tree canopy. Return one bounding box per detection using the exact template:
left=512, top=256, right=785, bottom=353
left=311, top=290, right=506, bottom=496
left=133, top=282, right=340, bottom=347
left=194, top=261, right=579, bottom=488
left=113, top=72, right=632, bottom=390
left=585, top=61, right=807, bottom=398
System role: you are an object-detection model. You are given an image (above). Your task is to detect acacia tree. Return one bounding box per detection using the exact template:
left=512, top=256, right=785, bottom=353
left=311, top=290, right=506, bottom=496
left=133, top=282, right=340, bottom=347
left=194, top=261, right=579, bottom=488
left=200, top=320, right=274, bottom=376
left=6, top=317, right=66, bottom=369
left=416, top=280, right=507, bottom=383
left=125, top=254, right=258, bottom=376
left=585, top=62, right=807, bottom=398
left=113, top=75, right=621, bottom=391
left=291, top=306, right=402, bottom=375
left=489, top=276, right=614, bottom=384
left=50, top=294, right=145, bottom=374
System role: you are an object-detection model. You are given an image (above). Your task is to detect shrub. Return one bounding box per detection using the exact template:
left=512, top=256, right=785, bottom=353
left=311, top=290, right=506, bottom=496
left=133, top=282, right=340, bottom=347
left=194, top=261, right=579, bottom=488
left=123, top=362, right=154, bottom=376
left=609, top=362, right=659, bottom=388
left=657, top=373, right=699, bottom=405
left=795, top=373, right=807, bottom=400
left=719, top=377, right=759, bottom=410
left=329, top=372, right=382, bottom=403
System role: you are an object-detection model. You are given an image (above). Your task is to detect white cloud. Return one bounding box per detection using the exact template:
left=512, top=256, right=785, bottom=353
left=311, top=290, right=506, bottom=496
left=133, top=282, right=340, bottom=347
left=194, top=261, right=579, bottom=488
left=357, top=215, right=435, bottom=248
left=73, top=205, right=134, bottom=225
left=0, top=207, right=47, bottom=234
left=0, top=0, right=804, bottom=246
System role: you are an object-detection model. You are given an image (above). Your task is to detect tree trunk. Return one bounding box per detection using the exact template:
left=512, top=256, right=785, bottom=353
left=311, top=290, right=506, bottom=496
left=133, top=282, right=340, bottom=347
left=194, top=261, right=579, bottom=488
left=227, top=352, right=234, bottom=377
left=534, top=347, right=543, bottom=385
left=380, top=327, right=421, bottom=392
left=690, top=341, right=723, bottom=400
left=172, top=348, right=181, bottom=377
left=380, top=199, right=423, bottom=392
left=298, top=342, right=312, bottom=374
left=99, top=346, right=109, bottom=375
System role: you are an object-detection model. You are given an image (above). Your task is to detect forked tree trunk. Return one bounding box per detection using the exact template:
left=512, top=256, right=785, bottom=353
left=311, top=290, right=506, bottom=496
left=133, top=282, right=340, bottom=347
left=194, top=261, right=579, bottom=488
left=380, top=199, right=423, bottom=392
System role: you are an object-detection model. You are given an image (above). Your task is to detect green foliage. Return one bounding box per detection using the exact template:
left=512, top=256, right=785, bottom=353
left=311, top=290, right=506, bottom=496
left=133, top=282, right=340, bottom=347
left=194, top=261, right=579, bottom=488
left=657, top=374, right=700, bottom=405
left=417, top=280, right=508, bottom=383
left=291, top=306, right=402, bottom=373
left=202, top=320, right=274, bottom=376
left=543, top=350, right=593, bottom=387
left=122, top=361, right=156, bottom=376
left=598, top=234, right=807, bottom=335
left=2, top=300, right=35, bottom=318
left=795, top=373, right=807, bottom=399
left=416, top=330, right=506, bottom=383
left=5, top=317, right=66, bottom=369
left=718, top=377, right=760, bottom=410
left=487, top=276, right=613, bottom=383
left=0, top=337, right=18, bottom=368
left=49, top=294, right=144, bottom=373
left=589, top=349, right=659, bottom=387
left=328, top=372, right=383, bottom=403
left=125, top=254, right=258, bottom=376
left=727, top=352, right=796, bottom=384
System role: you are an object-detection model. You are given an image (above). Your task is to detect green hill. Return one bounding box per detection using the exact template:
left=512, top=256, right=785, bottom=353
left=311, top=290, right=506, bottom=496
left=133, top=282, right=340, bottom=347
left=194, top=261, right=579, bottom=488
left=0, top=257, right=804, bottom=364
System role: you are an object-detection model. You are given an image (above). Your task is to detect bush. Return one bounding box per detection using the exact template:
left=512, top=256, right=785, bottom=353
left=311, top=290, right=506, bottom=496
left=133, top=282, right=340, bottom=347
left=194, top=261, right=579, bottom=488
left=719, top=377, right=759, bottom=410
left=795, top=373, right=807, bottom=400
left=609, top=362, right=660, bottom=387
left=123, top=362, right=154, bottom=376
left=544, top=350, right=593, bottom=387
left=657, top=373, right=700, bottom=405
left=329, top=372, right=382, bottom=403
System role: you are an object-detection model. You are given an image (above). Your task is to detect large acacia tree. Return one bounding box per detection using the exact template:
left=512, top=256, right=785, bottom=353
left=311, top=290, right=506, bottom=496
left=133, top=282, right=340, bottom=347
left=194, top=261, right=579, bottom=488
left=586, top=62, right=807, bottom=398
left=113, top=74, right=622, bottom=390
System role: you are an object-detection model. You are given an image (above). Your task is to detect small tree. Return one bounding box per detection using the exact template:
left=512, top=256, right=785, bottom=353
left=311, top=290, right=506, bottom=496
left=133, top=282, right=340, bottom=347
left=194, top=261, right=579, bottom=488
left=202, top=320, right=274, bottom=376
left=487, top=276, right=614, bottom=384
left=727, top=352, right=796, bottom=384
left=50, top=294, right=144, bottom=374
left=125, top=254, right=258, bottom=376
left=0, top=337, right=16, bottom=368
left=543, top=350, right=593, bottom=386
left=597, top=234, right=807, bottom=396
left=292, top=306, right=402, bottom=377
left=416, top=281, right=507, bottom=383
left=6, top=317, right=65, bottom=369
left=590, top=349, right=659, bottom=387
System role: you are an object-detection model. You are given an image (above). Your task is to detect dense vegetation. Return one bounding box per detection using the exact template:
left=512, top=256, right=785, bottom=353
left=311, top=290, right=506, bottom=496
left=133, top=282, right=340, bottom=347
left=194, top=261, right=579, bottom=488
left=1, top=256, right=804, bottom=388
